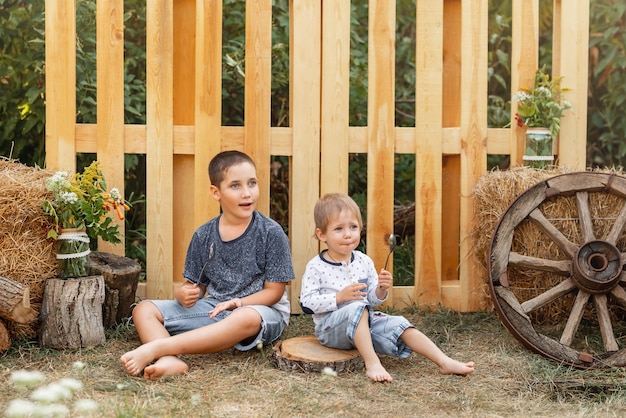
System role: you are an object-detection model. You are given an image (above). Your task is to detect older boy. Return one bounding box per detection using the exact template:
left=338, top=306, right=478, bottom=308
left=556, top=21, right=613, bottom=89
left=121, top=150, right=294, bottom=380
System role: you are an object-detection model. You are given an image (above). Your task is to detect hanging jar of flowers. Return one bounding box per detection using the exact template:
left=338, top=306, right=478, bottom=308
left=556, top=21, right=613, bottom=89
left=513, top=67, right=572, bottom=169
left=42, top=161, right=130, bottom=278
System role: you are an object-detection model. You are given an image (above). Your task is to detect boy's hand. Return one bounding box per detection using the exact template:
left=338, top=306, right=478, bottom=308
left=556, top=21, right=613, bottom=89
left=337, top=283, right=367, bottom=304
left=209, top=298, right=242, bottom=318
left=175, top=281, right=203, bottom=308
left=377, top=269, right=392, bottom=299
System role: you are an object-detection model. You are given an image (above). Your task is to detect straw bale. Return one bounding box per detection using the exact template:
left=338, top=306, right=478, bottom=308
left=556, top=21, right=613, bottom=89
left=0, top=158, right=57, bottom=339
left=472, top=166, right=626, bottom=323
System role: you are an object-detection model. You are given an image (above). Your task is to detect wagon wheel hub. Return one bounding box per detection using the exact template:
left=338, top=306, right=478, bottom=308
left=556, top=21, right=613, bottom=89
left=571, top=240, right=622, bottom=294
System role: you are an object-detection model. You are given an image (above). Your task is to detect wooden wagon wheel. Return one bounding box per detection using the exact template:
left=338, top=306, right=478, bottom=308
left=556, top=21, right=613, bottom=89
left=488, top=172, right=626, bottom=368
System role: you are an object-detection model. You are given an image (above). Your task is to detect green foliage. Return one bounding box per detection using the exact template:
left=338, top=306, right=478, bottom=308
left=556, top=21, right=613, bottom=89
left=488, top=12, right=512, bottom=129
left=587, top=0, right=626, bottom=167
left=0, top=1, right=45, bottom=166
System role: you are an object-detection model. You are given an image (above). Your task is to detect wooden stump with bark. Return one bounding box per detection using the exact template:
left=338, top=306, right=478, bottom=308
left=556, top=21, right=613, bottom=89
left=39, top=276, right=106, bottom=349
left=0, top=275, right=38, bottom=352
left=0, top=275, right=36, bottom=324
left=0, top=320, right=10, bottom=352
left=88, top=251, right=141, bottom=328
left=273, top=335, right=364, bottom=373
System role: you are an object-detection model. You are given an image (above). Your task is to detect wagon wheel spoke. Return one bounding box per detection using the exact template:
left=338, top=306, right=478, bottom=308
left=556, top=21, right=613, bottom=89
left=592, top=294, right=619, bottom=352
left=508, top=252, right=570, bottom=275
left=605, top=201, right=626, bottom=245
left=609, top=283, right=626, bottom=308
left=576, top=191, right=595, bottom=242
left=560, top=290, right=591, bottom=346
left=521, top=278, right=576, bottom=314
left=528, top=209, right=579, bottom=258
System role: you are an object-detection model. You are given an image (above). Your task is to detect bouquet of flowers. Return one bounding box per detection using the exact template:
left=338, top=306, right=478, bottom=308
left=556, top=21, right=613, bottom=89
left=42, top=161, right=130, bottom=277
left=513, top=67, right=572, bottom=137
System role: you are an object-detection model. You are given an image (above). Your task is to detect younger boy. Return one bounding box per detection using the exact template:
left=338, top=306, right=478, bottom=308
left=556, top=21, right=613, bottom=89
left=120, top=150, right=295, bottom=380
left=299, top=193, right=474, bottom=382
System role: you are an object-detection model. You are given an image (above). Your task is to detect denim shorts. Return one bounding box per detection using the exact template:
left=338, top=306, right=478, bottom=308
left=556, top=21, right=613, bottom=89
left=315, top=302, right=413, bottom=358
left=150, top=297, right=286, bottom=351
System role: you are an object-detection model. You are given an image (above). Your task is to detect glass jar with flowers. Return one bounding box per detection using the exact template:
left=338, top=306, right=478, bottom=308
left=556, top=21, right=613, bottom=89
left=513, top=67, right=572, bottom=168
left=42, top=161, right=130, bottom=278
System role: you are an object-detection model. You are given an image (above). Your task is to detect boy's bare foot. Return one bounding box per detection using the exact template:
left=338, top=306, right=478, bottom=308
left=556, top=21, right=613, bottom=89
left=144, top=356, right=189, bottom=380
left=120, top=344, right=158, bottom=376
left=365, top=363, right=393, bottom=383
left=439, top=359, right=475, bottom=376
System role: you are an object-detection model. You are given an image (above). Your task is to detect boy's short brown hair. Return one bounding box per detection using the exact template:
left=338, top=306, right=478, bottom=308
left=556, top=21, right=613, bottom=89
left=314, top=193, right=363, bottom=234
left=208, top=150, right=256, bottom=187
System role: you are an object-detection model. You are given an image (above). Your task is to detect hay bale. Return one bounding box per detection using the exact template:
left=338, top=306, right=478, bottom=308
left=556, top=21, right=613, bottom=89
left=0, top=158, right=57, bottom=339
left=472, top=166, right=626, bottom=322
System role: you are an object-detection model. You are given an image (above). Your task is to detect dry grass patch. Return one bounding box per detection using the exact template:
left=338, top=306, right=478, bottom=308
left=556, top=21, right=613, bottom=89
left=3, top=308, right=626, bottom=417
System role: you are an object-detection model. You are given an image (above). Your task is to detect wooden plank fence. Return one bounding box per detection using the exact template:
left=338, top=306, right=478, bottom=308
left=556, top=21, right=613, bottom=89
left=44, top=0, right=590, bottom=312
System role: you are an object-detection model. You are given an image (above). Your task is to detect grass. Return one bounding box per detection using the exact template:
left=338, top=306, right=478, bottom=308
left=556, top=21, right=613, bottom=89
left=3, top=308, right=626, bottom=417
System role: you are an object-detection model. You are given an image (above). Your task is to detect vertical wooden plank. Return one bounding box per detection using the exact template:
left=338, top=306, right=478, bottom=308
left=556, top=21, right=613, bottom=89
left=320, top=0, right=350, bottom=194
left=441, top=0, right=461, bottom=292
left=96, top=0, right=125, bottom=255
left=458, top=0, right=488, bottom=312
left=414, top=0, right=444, bottom=307
left=172, top=0, right=196, bottom=284
left=146, top=0, right=174, bottom=299
left=510, top=0, right=539, bottom=167
left=195, top=0, right=222, bottom=223
left=366, top=0, right=396, bottom=303
left=244, top=0, right=272, bottom=215
left=290, top=0, right=322, bottom=312
left=44, top=0, right=76, bottom=172
left=554, top=0, right=588, bottom=169
left=442, top=0, right=461, bottom=128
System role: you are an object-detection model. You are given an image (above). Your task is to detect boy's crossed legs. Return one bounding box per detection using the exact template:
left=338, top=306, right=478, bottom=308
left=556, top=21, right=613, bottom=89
left=120, top=301, right=262, bottom=380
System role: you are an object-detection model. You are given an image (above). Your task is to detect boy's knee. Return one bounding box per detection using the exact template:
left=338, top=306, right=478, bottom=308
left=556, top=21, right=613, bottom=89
left=132, top=300, right=161, bottom=321
left=232, top=307, right=263, bottom=331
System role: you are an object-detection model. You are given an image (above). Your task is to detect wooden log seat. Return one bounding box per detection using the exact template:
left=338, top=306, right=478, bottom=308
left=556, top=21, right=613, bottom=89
left=273, top=335, right=364, bottom=374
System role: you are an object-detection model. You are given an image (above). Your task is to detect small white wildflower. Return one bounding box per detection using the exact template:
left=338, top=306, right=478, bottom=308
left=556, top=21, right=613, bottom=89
left=46, top=172, right=70, bottom=193
left=256, top=340, right=263, bottom=350
left=72, top=361, right=86, bottom=371
left=30, top=383, right=72, bottom=404
left=58, top=378, right=83, bottom=393
left=116, top=383, right=127, bottom=390
left=59, top=191, right=78, bottom=205
left=34, top=403, right=70, bottom=417
left=4, top=399, right=37, bottom=417
left=74, top=399, right=99, bottom=414
left=512, top=91, right=530, bottom=102
left=109, top=187, right=121, bottom=201
left=321, top=367, right=337, bottom=377
left=536, top=86, right=551, bottom=97
left=190, top=393, right=202, bottom=406
left=9, top=370, right=46, bottom=388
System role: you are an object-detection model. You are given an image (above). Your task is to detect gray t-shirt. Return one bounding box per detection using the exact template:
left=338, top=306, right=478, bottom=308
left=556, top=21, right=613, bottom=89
left=183, top=211, right=295, bottom=320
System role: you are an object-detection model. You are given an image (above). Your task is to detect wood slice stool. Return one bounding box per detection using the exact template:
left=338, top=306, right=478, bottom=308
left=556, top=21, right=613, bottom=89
left=273, top=335, right=364, bottom=373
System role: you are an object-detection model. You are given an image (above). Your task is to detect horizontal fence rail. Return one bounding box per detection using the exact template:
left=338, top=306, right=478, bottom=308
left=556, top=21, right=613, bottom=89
left=45, top=0, right=589, bottom=312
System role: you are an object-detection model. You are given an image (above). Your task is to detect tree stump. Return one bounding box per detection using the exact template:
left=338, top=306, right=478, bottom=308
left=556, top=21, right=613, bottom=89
left=0, top=274, right=36, bottom=324
left=273, top=335, right=364, bottom=373
left=39, top=276, right=106, bottom=349
left=0, top=319, right=10, bottom=352
left=88, top=251, right=141, bottom=328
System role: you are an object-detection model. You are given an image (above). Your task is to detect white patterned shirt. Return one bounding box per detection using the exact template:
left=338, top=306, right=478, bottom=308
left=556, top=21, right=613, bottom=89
left=300, top=250, right=387, bottom=325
